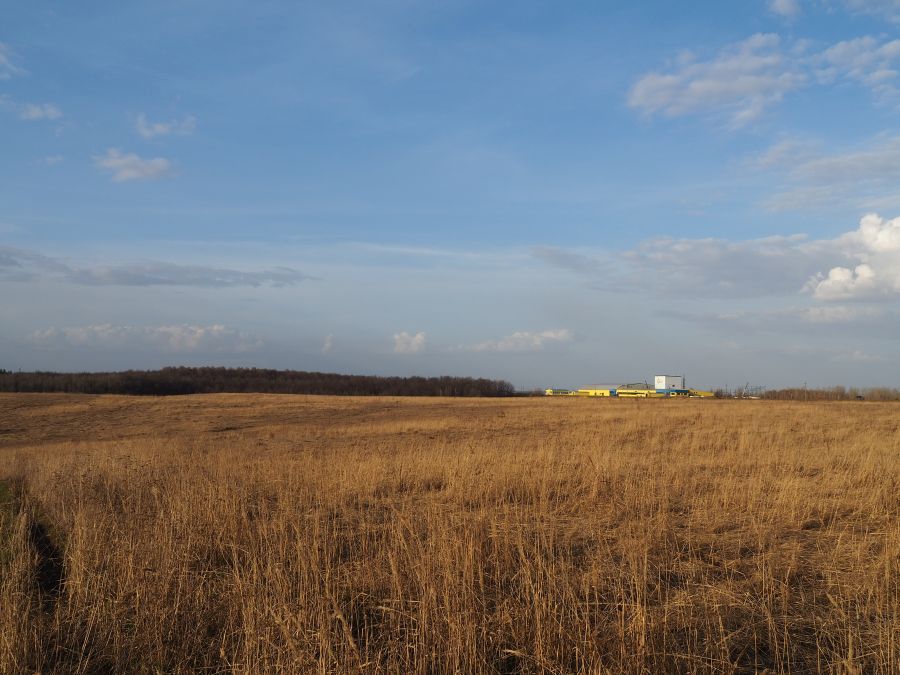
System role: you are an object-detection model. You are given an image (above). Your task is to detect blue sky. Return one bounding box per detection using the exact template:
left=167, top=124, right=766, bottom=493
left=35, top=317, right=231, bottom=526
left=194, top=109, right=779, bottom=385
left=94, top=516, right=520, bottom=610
left=3, top=0, right=900, bottom=389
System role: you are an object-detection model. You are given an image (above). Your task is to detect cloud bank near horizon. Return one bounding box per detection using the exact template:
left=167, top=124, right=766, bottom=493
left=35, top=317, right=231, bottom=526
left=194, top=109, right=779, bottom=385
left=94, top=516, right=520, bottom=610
left=0, top=246, right=313, bottom=288
left=536, top=212, right=900, bottom=301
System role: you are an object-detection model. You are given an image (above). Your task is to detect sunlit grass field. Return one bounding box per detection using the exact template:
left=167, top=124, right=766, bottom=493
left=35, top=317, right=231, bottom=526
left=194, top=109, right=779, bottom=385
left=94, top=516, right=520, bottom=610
left=1, top=393, right=897, bottom=673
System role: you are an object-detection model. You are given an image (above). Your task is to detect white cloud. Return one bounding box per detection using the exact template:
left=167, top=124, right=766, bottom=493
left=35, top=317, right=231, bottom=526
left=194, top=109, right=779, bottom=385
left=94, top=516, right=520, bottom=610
left=537, top=213, right=900, bottom=301
left=810, top=263, right=878, bottom=299
left=39, top=155, right=65, bottom=166
left=849, top=212, right=900, bottom=251
left=750, top=137, right=819, bottom=169
left=841, top=0, right=900, bottom=21
left=814, top=36, right=900, bottom=97
left=610, top=233, right=835, bottom=297
left=19, top=103, right=62, bottom=121
left=788, top=136, right=900, bottom=182
left=322, top=334, right=334, bottom=353
left=29, top=324, right=262, bottom=353
left=807, top=213, right=900, bottom=299
left=755, top=134, right=900, bottom=211
left=628, top=34, right=804, bottom=127
left=93, top=148, right=172, bottom=182
left=0, top=42, right=23, bottom=80
left=0, top=98, right=63, bottom=122
left=135, top=113, right=197, bottom=139
left=834, top=349, right=883, bottom=362
left=465, top=329, right=573, bottom=353
left=393, top=331, right=426, bottom=353
left=770, top=0, right=801, bottom=17
left=630, top=34, right=900, bottom=126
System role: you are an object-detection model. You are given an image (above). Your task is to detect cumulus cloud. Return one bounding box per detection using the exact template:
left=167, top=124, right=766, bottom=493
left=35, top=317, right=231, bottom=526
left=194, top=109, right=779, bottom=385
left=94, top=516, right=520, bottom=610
left=807, top=213, right=900, bottom=299
left=0, top=42, right=23, bottom=80
left=136, top=113, right=197, bottom=139
left=93, top=148, right=172, bottom=182
left=0, top=245, right=312, bottom=287
left=809, top=264, right=878, bottom=299
left=393, top=331, right=426, bottom=353
left=465, top=329, right=573, bottom=353
left=29, top=324, right=262, bottom=353
left=19, top=103, right=62, bottom=121
left=770, top=0, right=801, bottom=17
left=628, top=34, right=804, bottom=126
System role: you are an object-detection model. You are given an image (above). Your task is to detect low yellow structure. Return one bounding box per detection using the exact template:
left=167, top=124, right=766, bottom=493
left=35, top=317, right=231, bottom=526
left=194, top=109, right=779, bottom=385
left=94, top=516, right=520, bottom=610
left=544, top=388, right=615, bottom=397
left=615, top=387, right=666, bottom=398
left=545, top=378, right=715, bottom=398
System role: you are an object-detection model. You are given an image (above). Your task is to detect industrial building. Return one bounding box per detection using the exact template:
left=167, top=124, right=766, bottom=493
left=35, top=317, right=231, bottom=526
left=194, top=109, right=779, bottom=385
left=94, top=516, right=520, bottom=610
left=545, top=374, right=713, bottom=398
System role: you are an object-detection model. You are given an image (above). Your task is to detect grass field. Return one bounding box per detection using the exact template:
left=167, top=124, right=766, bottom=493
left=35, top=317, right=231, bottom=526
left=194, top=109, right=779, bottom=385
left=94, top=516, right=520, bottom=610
left=0, top=393, right=897, bottom=673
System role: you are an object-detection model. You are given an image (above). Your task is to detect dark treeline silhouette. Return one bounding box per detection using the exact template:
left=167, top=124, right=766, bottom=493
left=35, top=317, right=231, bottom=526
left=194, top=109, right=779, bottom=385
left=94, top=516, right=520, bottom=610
left=761, top=386, right=900, bottom=401
left=0, top=367, right=516, bottom=397
left=708, top=385, right=900, bottom=401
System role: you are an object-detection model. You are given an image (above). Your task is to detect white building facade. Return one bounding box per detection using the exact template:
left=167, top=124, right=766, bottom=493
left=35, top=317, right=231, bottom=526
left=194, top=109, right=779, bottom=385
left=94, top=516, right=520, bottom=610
left=654, top=375, right=685, bottom=390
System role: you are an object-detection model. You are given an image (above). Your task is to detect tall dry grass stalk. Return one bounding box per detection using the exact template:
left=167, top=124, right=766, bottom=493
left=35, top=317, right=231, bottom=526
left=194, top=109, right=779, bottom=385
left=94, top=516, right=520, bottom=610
left=0, top=394, right=897, bottom=673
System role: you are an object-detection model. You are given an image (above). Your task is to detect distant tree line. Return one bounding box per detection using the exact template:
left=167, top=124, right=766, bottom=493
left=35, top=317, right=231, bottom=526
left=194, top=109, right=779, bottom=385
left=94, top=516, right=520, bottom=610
left=713, top=385, right=900, bottom=401
left=710, top=385, right=900, bottom=401
left=760, top=386, right=900, bottom=401
left=0, top=367, right=516, bottom=397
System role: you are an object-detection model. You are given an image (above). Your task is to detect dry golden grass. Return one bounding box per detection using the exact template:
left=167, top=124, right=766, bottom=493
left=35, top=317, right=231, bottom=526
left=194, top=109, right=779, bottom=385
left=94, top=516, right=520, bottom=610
left=0, top=393, right=897, bottom=673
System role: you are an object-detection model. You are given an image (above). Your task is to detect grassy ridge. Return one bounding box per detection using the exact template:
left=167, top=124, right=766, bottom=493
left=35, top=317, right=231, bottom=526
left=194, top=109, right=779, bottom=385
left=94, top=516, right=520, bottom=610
left=0, top=394, right=897, bottom=673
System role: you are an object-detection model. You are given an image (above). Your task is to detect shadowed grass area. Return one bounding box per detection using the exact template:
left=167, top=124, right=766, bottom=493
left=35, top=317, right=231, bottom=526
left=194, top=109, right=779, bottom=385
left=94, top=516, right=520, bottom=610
left=0, top=480, right=14, bottom=569
left=0, top=481, right=12, bottom=504
left=0, top=394, right=897, bottom=673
